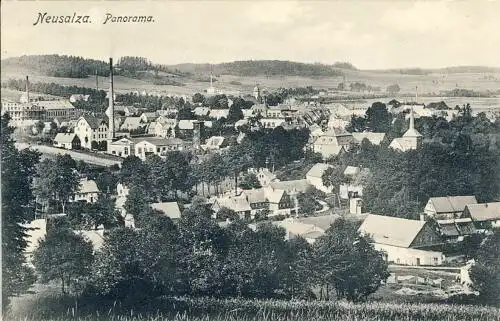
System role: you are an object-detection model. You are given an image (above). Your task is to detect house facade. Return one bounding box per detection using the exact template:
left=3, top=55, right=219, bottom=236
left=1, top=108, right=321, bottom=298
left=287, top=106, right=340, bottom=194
left=72, top=178, right=100, bottom=203
left=134, top=137, right=189, bottom=160
left=423, top=196, right=478, bottom=220
left=74, top=116, right=109, bottom=149
left=306, top=163, right=333, bottom=194
left=359, top=214, right=444, bottom=266
left=53, top=133, right=81, bottom=150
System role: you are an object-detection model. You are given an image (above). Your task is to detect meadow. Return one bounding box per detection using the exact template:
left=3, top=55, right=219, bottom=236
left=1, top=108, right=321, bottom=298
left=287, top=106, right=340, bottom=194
left=5, top=288, right=500, bottom=321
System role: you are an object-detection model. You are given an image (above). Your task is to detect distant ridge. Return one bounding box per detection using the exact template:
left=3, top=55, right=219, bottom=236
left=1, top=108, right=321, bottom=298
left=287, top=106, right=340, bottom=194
left=2, top=54, right=499, bottom=80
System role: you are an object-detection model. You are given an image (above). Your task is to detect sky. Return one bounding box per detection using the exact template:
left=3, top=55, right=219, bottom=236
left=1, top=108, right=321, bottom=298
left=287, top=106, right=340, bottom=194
left=2, top=1, right=500, bottom=69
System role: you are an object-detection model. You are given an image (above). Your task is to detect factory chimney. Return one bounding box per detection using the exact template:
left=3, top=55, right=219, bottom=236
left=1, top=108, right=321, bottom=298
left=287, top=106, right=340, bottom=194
left=105, top=58, right=115, bottom=140
left=25, top=76, right=30, bottom=103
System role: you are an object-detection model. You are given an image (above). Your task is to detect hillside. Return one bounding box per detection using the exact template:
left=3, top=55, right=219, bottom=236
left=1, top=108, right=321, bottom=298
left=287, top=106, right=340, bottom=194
left=2, top=55, right=500, bottom=96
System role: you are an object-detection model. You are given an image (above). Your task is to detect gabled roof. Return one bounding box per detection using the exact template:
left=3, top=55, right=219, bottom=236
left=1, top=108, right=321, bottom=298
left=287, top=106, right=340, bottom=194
left=403, top=128, right=423, bottom=138
left=203, top=136, right=225, bottom=148
left=80, top=115, right=106, bottom=129
left=358, top=214, right=428, bottom=248
left=242, top=189, right=267, bottom=204
left=351, top=132, right=386, bottom=145
left=389, top=137, right=418, bottom=151
left=268, top=179, right=310, bottom=194
left=54, top=133, right=78, bottom=144
left=78, top=179, right=100, bottom=194
left=265, top=189, right=285, bottom=204
left=428, top=196, right=478, bottom=214
left=215, top=195, right=252, bottom=213
left=151, top=202, right=182, bottom=220
left=306, top=163, right=333, bottom=178
left=75, top=229, right=104, bottom=251
left=466, top=202, right=500, bottom=222
left=297, top=214, right=341, bottom=231
left=35, top=100, right=75, bottom=110
left=120, top=117, right=143, bottom=130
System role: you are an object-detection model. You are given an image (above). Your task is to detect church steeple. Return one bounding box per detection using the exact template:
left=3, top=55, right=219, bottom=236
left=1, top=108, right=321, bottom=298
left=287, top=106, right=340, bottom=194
left=403, top=87, right=422, bottom=138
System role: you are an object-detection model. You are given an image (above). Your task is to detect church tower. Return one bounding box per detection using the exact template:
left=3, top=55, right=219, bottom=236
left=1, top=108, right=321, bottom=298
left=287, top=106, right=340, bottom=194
left=402, top=105, right=423, bottom=148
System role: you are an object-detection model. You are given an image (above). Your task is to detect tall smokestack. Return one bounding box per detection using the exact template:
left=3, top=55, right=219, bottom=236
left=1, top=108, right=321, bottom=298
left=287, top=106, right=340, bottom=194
left=106, top=58, right=115, bottom=139
left=25, top=76, right=30, bottom=103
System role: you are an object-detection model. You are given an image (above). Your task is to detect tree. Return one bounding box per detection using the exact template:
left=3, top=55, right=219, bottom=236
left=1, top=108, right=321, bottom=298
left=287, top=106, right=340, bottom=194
left=470, top=230, right=500, bottom=304
left=312, top=218, right=389, bottom=301
left=33, top=227, right=94, bottom=294
left=32, top=155, right=80, bottom=214
left=192, top=93, right=205, bottom=104
left=365, top=102, right=392, bottom=132
left=88, top=224, right=181, bottom=301
left=1, top=114, right=39, bottom=308
left=238, top=173, right=261, bottom=190
left=297, top=191, right=318, bottom=216
left=386, top=84, right=400, bottom=94
left=216, top=207, right=239, bottom=222
left=227, top=104, right=243, bottom=123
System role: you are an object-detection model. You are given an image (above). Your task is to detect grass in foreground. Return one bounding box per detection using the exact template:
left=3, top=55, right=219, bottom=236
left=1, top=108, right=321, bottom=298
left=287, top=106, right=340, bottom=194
left=5, top=293, right=500, bottom=321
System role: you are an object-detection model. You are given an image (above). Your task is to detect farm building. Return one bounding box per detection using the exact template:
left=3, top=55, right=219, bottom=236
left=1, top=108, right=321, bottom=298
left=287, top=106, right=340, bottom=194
left=463, top=202, right=500, bottom=230
left=53, top=133, right=80, bottom=150
left=306, top=163, right=333, bottom=193
left=359, top=214, right=444, bottom=266
left=423, top=195, right=478, bottom=220
left=151, top=202, right=182, bottom=221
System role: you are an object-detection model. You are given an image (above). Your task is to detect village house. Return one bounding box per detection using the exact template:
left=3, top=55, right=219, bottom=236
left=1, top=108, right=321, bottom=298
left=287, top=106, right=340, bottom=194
left=120, top=116, right=145, bottom=132
left=274, top=219, right=326, bottom=244
left=312, top=128, right=354, bottom=160
left=53, top=133, right=81, bottom=150
left=201, top=136, right=228, bottom=151
left=151, top=202, right=182, bottom=222
left=193, top=107, right=211, bottom=117
left=359, top=214, right=445, bottom=266
left=247, top=168, right=278, bottom=187
left=140, top=112, right=159, bottom=123
left=134, top=137, right=190, bottom=160
left=209, top=109, right=230, bottom=120
left=463, top=202, right=500, bottom=230
left=212, top=194, right=252, bottom=219
left=151, top=117, right=177, bottom=138
left=69, top=94, right=91, bottom=103
left=72, top=178, right=100, bottom=203
left=74, top=115, right=109, bottom=149
left=339, top=167, right=370, bottom=200
left=107, top=137, right=137, bottom=157
left=261, top=117, right=287, bottom=129
left=423, top=196, right=478, bottom=220
left=351, top=132, right=386, bottom=145
left=306, top=163, right=333, bottom=194
left=433, top=218, right=477, bottom=242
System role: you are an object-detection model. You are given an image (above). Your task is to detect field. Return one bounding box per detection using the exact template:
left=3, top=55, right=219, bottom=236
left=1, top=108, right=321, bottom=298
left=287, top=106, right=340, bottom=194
left=5, top=285, right=500, bottom=321
left=2, top=63, right=500, bottom=97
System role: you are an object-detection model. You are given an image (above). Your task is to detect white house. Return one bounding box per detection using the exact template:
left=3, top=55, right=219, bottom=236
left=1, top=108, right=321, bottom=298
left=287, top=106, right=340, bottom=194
left=72, top=178, right=100, bottom=203
left=107, top=137, right=137, bottom=157
left=201, top=136, right=228, bottom=151
left=209, top=109, right=230, bottom=120
left=359, top=214, right=445, bottom=266
left=306, top=163, right=333, bottom=193
left=53, top=133, right=81, bottom=150
left=247, top=168, right=278, bottom=187
left=312, top=128, right=354, bottom=160
left=134, top=137, right=188, bottom=160
left=74, top=116, right=109, bottom=149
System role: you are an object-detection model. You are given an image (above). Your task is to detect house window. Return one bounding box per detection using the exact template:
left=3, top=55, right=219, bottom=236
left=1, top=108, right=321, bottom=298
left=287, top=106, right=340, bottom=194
left=138, top=147, right=142, bottom=154
left=157, top=148, right=161, bottom=153
left=433, top=257, right=438, bottom=265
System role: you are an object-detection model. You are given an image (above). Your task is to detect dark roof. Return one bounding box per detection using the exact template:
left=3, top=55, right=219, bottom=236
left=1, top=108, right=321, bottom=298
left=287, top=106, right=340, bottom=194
left=82, top=115, right=107, bottom=129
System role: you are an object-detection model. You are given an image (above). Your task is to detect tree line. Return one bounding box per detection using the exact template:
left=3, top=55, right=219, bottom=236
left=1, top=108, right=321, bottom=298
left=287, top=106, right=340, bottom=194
left=2, top=55, right=110, bottom=78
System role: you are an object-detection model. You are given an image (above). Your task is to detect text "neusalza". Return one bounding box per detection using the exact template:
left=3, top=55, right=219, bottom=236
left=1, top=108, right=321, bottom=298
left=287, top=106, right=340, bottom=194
left=33, top=13, right=155, bottom=26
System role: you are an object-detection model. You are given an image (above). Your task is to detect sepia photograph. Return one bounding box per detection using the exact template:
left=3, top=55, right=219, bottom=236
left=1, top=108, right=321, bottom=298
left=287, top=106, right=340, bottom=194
left=1, top=0, right=500, bottom=320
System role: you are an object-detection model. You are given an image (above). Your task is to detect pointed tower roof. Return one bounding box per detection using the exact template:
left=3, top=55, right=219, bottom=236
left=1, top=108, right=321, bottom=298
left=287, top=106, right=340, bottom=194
left=403, top=106, right=422, bottom=138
